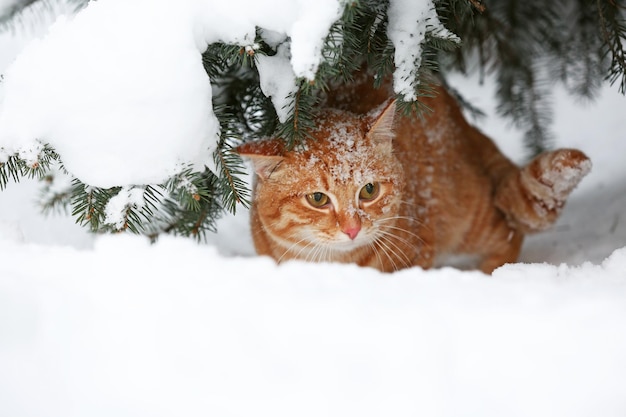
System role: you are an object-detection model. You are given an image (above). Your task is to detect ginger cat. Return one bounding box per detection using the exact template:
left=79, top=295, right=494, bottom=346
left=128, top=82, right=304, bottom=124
left=237, top=71, right=591, bottom=273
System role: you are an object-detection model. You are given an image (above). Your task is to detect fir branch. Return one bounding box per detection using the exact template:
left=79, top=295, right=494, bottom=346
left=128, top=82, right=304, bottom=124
left=166, top=169, right=206, bottom=211
left=211, top=101, right=251, bottom=213
left=276, top=82, right=319, bottom=149
left=211, top=66, right=277, bottom=138
left=0, top=155, right=23, bottom=189
left=445, top=82, right=487, bottom=121
left=202, top=43, right=246, bottom=79
left=467, top=0, right=486, bottom=13
left=395, top=69, right=439, bottom=116
left=240, top=83, right=278, bottom=137
left=495, top=64, right=554, bottom=156
left=551, top=0, right=604, bottom=100
left=190, top=205, right=212, bottom=238
left=213, top=144, right=251, bottom=213
left=159, top=168, right=223, bottom=241
left=597, top=0, right=626, bottom=93
left=0, top=144, right=58, bottom=189
left=316, top=0, right=372, bottom=82
left=101, top=185, right=162, bottom=234
left=0, top=0, right=39, bottom=28
left=0, top=0, right=87, bottom=32
left=39, top=172, right=72, bottom=215
left=71, top=180, right=118, bottom=232
left=24, top=145, right=58, bottom=179
left=455, top=1, right=558, bottom=154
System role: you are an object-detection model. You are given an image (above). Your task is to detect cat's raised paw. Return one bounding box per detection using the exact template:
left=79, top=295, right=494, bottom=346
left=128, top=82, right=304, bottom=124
left=529, top=149, right=592, bottom=202
left=495, top=148, right=591, bottom=233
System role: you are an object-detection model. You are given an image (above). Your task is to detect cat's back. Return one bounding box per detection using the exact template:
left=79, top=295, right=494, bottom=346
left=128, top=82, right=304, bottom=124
left=393, top=89, right=512, bottom=258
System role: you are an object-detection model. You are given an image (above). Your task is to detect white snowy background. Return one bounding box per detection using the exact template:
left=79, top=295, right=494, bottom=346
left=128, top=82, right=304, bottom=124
left=1, top=1, right=625, bottom=416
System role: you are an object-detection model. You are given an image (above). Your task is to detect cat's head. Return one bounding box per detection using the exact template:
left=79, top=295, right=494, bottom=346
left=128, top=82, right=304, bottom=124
left=237, top=100, right=405, bottom=261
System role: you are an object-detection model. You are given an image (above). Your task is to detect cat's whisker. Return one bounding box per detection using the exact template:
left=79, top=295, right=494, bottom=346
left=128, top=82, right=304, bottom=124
left=368, top=241, right=385, bottom=270
left=398, top=199, right=418, bottom=207
left=375, top=216, right=427, bottom=242
left=279, top=234, right=316, bottom=263
left=315, top=244, right=324, bottom=263
left=369, top=238, right=403, bottom=272
left=303, top=244, right=315, bottom=263
left=318, top=241, right=330, bottom=263
left=377, top=214, right=435, bottom=238
left=371, top=237, right=403, bottom=271
left=309, top=243, right=319, bottom=263
left=377, top=223, right=429, bottom=248
left=395, top=200, right=433, bottom=228
left=311, top=242, right=325, bottom=263
left=382, top=226, right=434, bottom=254
left=324, top=243, right=336, bottom=264
left=370, top=239, right=394, bottom=270
left=302, top=242, right=319, bottom=264
left=305, top=238, right=329, bottom=264
left=374, top=233, right=413, bottom=269
left=376, top=229, right=418, bottom=250
left=323, top=243, right=333, bottom=263
left=320, top=242, right=333, bottom=264
left=376, top=214, right=423, bottom=226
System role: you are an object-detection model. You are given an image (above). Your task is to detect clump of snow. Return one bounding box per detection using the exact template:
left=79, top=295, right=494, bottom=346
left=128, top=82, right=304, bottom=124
left=259, top=28, right=288, bottom=49
left=191, top=0, right=344, bottom=80
left=387, top=0, right=459, bottom=101
left=104, top=186, right=146, bottom=230
left=283, top=0, right=343, bottom=79
left=16, top=139, right=44, bottom=167
left=256, top=44, right=298, bottom=123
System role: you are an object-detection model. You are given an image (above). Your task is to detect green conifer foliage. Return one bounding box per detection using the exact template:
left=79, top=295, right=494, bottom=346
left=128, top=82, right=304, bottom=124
left=0, top=0, right=624, bottom=239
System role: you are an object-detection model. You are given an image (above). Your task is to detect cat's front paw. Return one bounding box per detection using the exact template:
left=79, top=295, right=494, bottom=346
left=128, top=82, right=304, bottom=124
left=526, top=149, right=592, bottom=205
left=495, top=148, right=591, bottom=233
left=520, top=149, right=591, bottom=212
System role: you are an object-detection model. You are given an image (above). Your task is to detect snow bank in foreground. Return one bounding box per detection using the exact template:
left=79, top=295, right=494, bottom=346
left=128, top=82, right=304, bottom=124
left=1, top=234, right=625, bottom=417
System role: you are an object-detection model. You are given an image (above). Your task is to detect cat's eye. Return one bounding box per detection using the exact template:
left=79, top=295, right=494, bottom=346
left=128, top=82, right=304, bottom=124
left=306, top=192, right=330, bottom=208
left=359, top=182, right=380, bottom=201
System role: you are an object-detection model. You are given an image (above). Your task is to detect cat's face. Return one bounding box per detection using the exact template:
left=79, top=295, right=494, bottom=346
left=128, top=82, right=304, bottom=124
left=238, top=101, right=405, bottom=261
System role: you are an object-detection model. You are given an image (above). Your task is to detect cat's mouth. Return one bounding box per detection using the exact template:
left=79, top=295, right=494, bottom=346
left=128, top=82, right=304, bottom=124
left=277, top=230, right=374, bottom=259
left=325, top=233, right=373, bottom=252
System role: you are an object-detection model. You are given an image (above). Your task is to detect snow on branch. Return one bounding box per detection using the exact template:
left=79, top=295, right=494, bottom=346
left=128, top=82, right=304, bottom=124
left=387, top=0, right=460, bottom=101
left=0, top=0, right=454, bottom=190
left=0, top=0, right=361, bottom=189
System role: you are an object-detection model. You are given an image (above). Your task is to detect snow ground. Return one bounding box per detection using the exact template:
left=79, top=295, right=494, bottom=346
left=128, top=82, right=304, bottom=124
left=1, top=2, right=626, bottom=417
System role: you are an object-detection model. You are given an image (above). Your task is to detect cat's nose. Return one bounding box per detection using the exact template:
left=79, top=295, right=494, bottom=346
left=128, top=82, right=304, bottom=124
left=343, top=226, right=361, bottom=240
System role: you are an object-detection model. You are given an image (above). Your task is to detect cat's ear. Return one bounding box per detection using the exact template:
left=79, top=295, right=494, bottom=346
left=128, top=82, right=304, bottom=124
left=366, top=98, right=396, bottom=150
left=236, top=139, right=285, bottom=181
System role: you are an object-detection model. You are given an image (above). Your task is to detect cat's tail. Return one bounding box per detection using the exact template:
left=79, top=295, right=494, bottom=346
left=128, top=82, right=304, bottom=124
left=494, top=149, right=592, bottom=234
